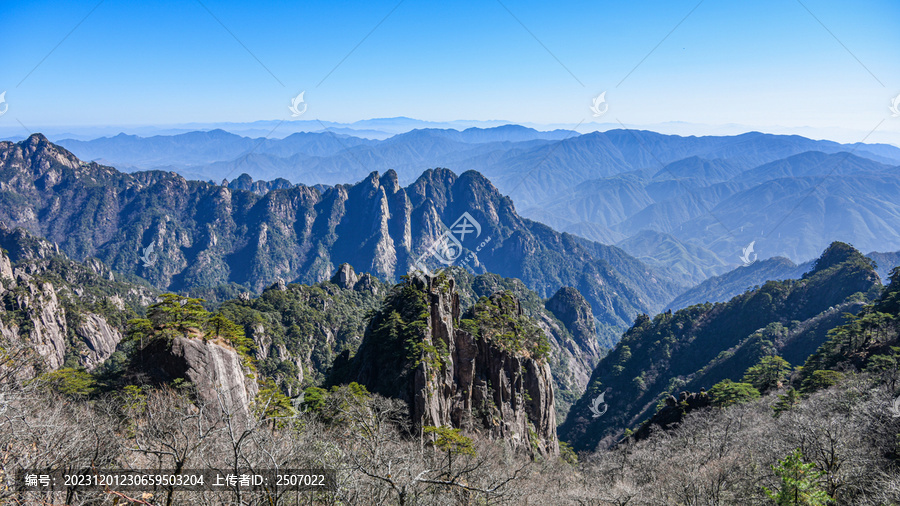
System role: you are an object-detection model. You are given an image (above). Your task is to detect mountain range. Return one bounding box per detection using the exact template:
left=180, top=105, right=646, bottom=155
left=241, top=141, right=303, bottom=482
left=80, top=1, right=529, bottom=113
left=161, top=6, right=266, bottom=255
left=2, top=129, right=900, bottom=496
left=1, top=125, right=899, bottom=503
left=0, top=134, right=689, bottom=347
left=52, top=126, right=900, bottom=282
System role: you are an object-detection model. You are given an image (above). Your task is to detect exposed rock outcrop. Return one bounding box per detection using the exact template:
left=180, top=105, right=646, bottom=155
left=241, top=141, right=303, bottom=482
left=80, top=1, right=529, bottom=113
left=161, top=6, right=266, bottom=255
left=76, top=314, right=123, bottom=370
left=0, top=249, right=13, bottom=281
left=544, top=287, right=603, bottom=391
left=337, top=274, right=559, bottom=456
left=546, top=287, right=599, bottom=353
left=450, top=272, right=604, bottom=419
left=137, top=337, right=259, bottom=423
left=2, top=280, right=69, bottom=371
left=331, top=263, right=358, bottom=290
left=354, top=273, right=379, bottom=295
left=632, top=389, right=711, bottom=441
left=0, top=227, right=156, bottom=376
left=0, top=271, right=126, bottom=374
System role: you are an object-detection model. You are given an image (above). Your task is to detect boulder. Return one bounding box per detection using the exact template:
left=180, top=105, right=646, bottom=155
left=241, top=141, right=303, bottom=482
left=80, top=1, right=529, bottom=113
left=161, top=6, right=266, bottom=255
left=138, top=337, right=259, bottom=425
left=330, top=263, right=358, bottom=290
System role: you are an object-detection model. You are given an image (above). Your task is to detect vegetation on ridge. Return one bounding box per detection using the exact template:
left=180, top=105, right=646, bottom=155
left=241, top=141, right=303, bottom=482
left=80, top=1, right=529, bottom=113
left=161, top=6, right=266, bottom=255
left=559, top=242, right=883, bottom=451
left=459, top=291, right=551, bottom=360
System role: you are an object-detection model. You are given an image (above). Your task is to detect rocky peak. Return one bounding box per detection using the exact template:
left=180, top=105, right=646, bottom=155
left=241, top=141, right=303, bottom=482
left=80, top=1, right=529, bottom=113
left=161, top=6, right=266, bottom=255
left=382, top=169, right=401, bottom=193
left=0, top=134, right=80, bottom=174
left=361, top=171, right=381, bottom=191
left=230, top=173, right=255, bottom=191
left=330, top=263, right=358, bottom=289
left=407, top=168, right=458, bottom=209
left=335, top=273, right=558, bottom=456
left=225, top=173, right=293, bottom=196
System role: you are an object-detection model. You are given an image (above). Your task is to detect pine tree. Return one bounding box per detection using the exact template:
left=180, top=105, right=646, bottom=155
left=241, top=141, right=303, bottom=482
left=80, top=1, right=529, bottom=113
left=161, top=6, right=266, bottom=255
left=147, top=293, right=208, bottom=338
left=772, top=387, right=800, bottom=417
left=743, top=355, right=792, bottom=392
left=708, top=379, right=760, bottom=407
left=424, top=425, right=476, bottom=476
left=764, top=449, right=832, bottom=505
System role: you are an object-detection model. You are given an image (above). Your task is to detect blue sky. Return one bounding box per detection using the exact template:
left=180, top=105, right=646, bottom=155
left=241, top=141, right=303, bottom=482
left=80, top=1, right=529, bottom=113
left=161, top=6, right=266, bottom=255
left=2, top=0, right=899, bottom=142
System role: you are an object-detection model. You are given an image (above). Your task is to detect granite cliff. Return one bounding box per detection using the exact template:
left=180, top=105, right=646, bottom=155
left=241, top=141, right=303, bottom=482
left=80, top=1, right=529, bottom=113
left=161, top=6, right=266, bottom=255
left=136, top=335, right=259, bottom=423
left=333, top=273, right=559, bottom=456
left=0, top=225, right=155, bottom=376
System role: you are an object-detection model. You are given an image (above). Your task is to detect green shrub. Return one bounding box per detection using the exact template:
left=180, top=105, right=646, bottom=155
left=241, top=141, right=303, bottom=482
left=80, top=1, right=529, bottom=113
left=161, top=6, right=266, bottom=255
left=559, top=441, right=578, bottom=466
left=301, top=386, right=328, bottom=412
left=254, top=379, right=297, bottom=424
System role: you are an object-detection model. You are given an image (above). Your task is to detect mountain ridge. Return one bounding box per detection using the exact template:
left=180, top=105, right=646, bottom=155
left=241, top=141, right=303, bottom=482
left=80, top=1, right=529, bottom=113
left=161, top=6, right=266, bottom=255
left=0, top=134, right=683, bottom=345
left=559, top=242, right=882, bottom=451
left=52, top=127, right=900, bottom=275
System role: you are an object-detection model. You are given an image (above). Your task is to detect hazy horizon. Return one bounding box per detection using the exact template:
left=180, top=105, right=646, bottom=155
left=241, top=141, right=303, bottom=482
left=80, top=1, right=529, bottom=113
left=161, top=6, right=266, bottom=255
left=4, top=118, right=900, bottom=149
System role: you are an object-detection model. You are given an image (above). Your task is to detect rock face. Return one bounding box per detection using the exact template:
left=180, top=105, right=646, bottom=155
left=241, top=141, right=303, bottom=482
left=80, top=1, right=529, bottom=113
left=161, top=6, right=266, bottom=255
left=1, top=279, right=69, bottom=371
left=0, top=248, right=14, bottom=280
left=544, top=287, right=603, bottom=386
left=546, top=287, right=599, bottom=353
left=339, top=274, right=558, bottom=456
left=330, top=263, right=358, bottom=290
left=0, top=226, right=156, bottom=376
left=76, top=314, right=123, bottom=370
left=0, top=274, right=124, bottom=373
left=139, top=337, right=259, bottom=423
left=449, top=272, right=604, bottom=419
